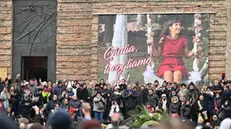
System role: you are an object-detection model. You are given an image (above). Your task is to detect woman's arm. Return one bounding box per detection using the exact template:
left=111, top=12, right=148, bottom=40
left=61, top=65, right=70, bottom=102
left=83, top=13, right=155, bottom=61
left=153, top=37, right=164, bottom=58
left=184, top=43, right=194, bottom=58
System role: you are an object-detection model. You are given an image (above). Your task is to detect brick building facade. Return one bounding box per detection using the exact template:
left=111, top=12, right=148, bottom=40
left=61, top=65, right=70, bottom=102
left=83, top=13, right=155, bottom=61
left=0, top=0, right=230, bottom=83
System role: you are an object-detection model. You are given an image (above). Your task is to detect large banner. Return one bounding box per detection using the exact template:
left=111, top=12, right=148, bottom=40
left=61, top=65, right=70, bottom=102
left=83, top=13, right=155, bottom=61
left=98, top=14, right=209, bottom=85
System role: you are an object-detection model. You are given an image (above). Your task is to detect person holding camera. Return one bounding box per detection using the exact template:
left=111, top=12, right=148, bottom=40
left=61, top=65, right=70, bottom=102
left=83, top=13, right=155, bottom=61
left=109, top=101, right=120, bottom=121
left=93, top=92, right=105, bottom=123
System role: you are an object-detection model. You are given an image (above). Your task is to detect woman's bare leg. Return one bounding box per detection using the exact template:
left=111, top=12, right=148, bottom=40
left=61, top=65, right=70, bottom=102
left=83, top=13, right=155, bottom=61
left=173, top=71, right=182, bottom=83
left=163, top=71, right=173, bottom=83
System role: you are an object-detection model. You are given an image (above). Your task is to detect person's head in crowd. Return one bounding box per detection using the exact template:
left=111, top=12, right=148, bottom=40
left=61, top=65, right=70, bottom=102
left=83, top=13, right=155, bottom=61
left=135, top=81, right=139, bottom=87
left=171, top=90, right=177, bottom=96
left=95, top=84, right=100, bottom=90
left=63, top=98, right=69, bottom=105
left=189, top=82, right=195, bottom=91
left=37, top=83, right=43, bottom=89
left=66, top=85, right=72, bottom=92
left=100, top=79, right=105, bottom=84
left=96, top=92, right=102, bottom=98
left=103, top=84, right=107, bottom=90
left=24, top=93, right=30, bottom=100
left=48, top=109, right=72, bottom=129
left=151, top=84, right=156, bottom=89
left=199, top=94, right=204, bottom=101
left=132, top=85, right=138, bottom=92
left=48, top=80, right=52, bottom=86
left=171, top=96, right=178, bottom=104
left=12, top=83, right=17, bottom=89
left=83, top=83, right=87, bottom=88
left=58, top=80, right=62, bottom=87
left=82, top=102, right=91, bottom=120
left=206, top=88, right=214, bottom=96
left=52, top=95, right=57, bottom=101
left=215, top=93, right=220, bottom=99
left=224, top=100, right=230, bottom=106
left=4, top=78, right=9, bottom=85
left=208, top=81, right=214, bottom=87
left=161, top=94, right=167, bottom=100
left=6, top=106, right=11, bottom=113
left=223, top=86, right=229, bottom=91
left=141, top=85, right=145, bottom=91
left=154, top=80, right=159, bottom=86
left=214, top=80, right=220, bottom=86
left=75, top=83, right=80, bottom=89
left=200, top=88, right=204, bottom=94
left=2, top=86, right=8, bottom=93
left=148, top=89, right=153, bottom=95
left=79, top=120, right=102, bottom=129
left=205, top=122, right=212, bottom=129
left=100, top=84, right=104, bottom=89
left=212, top=115, right=218, bottom=121
left=146, top=83, right=151, bottom=89
left=167, top=82, right=172, bottom=90
left=89, top=81, right=95, bottom=89
left=113, top=86, right=119, bottom=91
left=80, top=84, right=84, bottom=89
left=18, top=117, right=30, bottom=129
left=162, top=81, right=167, bottom=87
left=64, top=81, right=68, bottom=87
left=72, top=95, right=77, bottom=101
left=127, top=85, right=132, bottom=90
left=173, top=82, right=178, bottom=89
left=55, top=103, right=60, bottom=109
left=181, top=83, right=186, bottom=90
left=120, top=79, right=126, bottom=85
left=29, top=79, right=34, bottom=86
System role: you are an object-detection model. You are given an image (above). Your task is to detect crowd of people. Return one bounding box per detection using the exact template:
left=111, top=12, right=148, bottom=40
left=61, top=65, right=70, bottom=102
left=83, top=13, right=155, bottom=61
left=0, top=76, right=231, bottom=129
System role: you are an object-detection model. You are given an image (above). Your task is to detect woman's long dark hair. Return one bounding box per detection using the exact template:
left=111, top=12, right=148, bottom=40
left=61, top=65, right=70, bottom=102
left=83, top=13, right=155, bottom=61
left=162, top=16, right=184, bottom=36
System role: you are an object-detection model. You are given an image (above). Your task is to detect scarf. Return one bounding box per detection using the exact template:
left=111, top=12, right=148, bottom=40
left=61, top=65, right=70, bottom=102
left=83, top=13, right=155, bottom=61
left=197, top=100, right=203, bottom=110
left=162, top=99, right=167, bottom=111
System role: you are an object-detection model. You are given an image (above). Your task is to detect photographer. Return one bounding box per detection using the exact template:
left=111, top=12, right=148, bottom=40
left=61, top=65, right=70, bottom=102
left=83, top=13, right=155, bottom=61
left=109, top=101, right=120, bottom=121
left=93, top=92, right=105, bottom=123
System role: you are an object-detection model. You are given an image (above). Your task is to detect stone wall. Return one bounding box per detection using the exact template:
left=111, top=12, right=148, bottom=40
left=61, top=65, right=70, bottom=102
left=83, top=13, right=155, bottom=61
left=56, top=0, right=231, bottom=82
left=0, top=0, right=12, bottom=76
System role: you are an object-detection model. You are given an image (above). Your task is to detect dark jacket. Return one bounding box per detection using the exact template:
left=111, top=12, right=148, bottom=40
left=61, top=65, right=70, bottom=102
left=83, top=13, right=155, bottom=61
left=46, top=100, right=60, bottom=114
left=169, top=102, right=181, bottom=114
left=122, top=90, right=137, bottom=109
left=146, top=93, right=159, bottom=108
left=77, top=88, right=89, bottom=102
left=180, top=104, right=191, bottom=120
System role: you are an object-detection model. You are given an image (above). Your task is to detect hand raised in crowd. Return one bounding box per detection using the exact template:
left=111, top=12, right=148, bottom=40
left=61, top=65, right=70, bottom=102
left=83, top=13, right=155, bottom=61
left=34, top=105, right=40, bottom=114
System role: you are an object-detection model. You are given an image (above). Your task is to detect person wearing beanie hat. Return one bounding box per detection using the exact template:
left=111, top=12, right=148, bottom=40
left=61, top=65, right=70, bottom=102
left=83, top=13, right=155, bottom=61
left=54, top=80, right=65, bottom=100
left=48, top=109, right=72, bottom=129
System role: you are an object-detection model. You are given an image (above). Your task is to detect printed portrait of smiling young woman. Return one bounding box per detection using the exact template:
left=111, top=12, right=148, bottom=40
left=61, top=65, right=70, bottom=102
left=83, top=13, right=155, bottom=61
left=153, top=17, right=198, bottom=83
